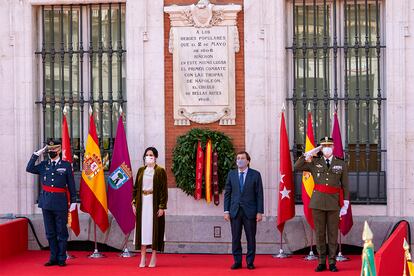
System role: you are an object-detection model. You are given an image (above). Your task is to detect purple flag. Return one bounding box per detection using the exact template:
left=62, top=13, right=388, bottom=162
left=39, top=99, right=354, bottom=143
left=332, top=112, right=353, bottom=235
left=108, top=115, right=135, bottom=235
left=332, top=112, right=344, bottom=159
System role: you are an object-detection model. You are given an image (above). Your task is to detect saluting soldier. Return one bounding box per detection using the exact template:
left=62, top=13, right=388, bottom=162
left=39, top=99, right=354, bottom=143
left=294, top=137, right=349, bottom=272
left=26, top=139, right=77, bottom=267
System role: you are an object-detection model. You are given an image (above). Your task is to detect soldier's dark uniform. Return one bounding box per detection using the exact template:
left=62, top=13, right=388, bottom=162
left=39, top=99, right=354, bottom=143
left=26, top=140, right=76, bottom=266
left=294, top=137, right=349, bottom=270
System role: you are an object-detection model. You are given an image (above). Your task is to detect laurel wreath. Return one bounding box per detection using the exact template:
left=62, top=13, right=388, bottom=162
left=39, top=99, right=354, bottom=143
left=172, top=128, right=236, bottom=198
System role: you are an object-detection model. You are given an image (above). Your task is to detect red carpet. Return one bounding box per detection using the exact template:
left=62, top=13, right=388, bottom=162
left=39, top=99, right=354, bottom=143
left=0, top=250, right=361, bottom=275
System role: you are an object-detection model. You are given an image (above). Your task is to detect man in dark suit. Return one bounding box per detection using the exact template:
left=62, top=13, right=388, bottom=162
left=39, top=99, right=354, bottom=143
left=224, top=151, right=264, bottom=270
left=26, top=139, right=77, bottom=267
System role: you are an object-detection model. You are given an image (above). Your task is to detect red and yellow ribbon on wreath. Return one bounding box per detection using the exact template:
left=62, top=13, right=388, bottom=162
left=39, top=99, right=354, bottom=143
left=195, top=141, right=204, bottom=200
left=205, top=139, right=212, bottom=203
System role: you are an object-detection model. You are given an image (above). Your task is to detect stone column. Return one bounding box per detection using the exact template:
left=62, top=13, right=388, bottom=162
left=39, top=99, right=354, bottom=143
left=0, top=0, right=37, bottom=215
left=244, top=0, right=287, bottom=218
left=385, top=0, right=414, bottom=217
left=126, top=0, right=166, bottom=172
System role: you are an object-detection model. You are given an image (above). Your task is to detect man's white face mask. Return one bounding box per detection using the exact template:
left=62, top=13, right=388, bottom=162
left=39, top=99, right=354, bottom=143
left=322, top=146, right=333, bottom=157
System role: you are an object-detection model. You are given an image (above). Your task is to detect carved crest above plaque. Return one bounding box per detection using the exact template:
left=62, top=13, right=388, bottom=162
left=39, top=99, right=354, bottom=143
left=164, top=0, right=242, bottom=126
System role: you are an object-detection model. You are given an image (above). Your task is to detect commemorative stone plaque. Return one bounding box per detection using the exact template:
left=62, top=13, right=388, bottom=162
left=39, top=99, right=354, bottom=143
left=164, top=0, right=241, bottom=125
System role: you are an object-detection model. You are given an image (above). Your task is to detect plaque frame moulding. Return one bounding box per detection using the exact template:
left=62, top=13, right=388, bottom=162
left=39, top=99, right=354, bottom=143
left=164, top=0, right=242, bottom=126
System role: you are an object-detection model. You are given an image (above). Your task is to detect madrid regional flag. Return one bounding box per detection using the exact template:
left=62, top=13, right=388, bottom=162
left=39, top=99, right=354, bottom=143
left=107, top=114, right=135, bottom=235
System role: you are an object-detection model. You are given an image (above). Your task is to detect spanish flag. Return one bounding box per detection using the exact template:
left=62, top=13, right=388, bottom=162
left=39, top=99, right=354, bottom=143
left=302, top=111, right=315, bottom=229
left=79, top=112, right=109, bottom=232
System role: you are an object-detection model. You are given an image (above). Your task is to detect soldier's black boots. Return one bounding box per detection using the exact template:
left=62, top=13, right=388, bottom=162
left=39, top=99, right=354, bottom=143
left=329, top=264, right=338, bottom=272
left=315, top=264, right=327, bottom=272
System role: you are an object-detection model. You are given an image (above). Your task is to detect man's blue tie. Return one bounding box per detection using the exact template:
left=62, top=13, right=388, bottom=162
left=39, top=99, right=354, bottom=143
left=239, top=171, right=245, bottom=192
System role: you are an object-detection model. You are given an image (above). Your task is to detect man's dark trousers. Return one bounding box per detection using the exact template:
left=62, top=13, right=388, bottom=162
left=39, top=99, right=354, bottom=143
left=231, top=208, right=257, bottom=266
left=42, top=209, right=69, bottom=263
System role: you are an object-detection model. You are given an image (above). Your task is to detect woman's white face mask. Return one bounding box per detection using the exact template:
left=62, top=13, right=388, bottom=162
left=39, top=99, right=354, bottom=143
left=145, top=156, right=155, bottom=165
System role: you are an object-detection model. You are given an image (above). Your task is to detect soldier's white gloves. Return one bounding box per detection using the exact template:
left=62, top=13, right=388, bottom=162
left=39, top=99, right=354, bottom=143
left=304, top=145, right=322, bottom=161
left=34, top=145, right=48, bottom=156
left=339, top=200, right=350, bottom=217
left=69, top=203, right=77, bottom=212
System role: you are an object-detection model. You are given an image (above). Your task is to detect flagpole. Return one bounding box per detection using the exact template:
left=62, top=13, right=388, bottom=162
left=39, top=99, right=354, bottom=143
left=119, top=232, right=135, bottom=258
left=304, top=230, right=318, bottom=261
left=66, top=227, right=76, bottom=259
left=273, top=230, right=290, bottom=258
left=336, top=232, right=349, bottom=261
left=89, top=223, right=105, bottom=258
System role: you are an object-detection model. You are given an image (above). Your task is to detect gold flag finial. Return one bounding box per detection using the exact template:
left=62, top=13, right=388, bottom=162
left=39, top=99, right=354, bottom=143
left=404, top=238, right=410, bottom=252
left=403, top=238, right=412, bottom=276
left=404, top=238, right=412, bottom=261
left=63, top=105, right=69, bottom=116
left=362, top=221, right=373, bottom=241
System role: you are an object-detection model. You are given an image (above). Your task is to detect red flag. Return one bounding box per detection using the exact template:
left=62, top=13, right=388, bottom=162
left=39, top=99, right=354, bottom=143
left=302, top=112, right=315, bottom=229
left=62, top=114, right=80, bottom=236
left=332, top=112, right=353, bottom=235
left=277, top=112, right=295, bottom=233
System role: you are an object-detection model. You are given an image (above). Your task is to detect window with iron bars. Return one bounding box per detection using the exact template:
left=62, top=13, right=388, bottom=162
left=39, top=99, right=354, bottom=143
left=35, top=4, right=126, bottom=193
left=287, top=0, right=386, bottom=204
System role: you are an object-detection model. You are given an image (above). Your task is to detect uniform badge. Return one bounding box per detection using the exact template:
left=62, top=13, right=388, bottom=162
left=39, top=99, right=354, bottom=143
left=108, top=162, right=132, bottom=190
left=83, top=153, right=103, bottom=180
left=57, top=168, right=66, bottom=173
left=316, top=164, right=323, bottom=168
left=332, top=165, right=343, bottom=173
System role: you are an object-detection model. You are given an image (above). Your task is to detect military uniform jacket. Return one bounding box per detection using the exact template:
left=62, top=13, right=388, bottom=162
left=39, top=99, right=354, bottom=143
left=26, top=154, right=76, bottom=211
left=294, top=156, right=349, bottom=211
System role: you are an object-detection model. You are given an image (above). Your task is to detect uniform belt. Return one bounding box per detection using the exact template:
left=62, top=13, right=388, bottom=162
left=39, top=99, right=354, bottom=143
left=314, top=184, right=344, bottom=207
left=142, top=190, right=153, bottom=196
left=42, top=184, right=66, bottom=193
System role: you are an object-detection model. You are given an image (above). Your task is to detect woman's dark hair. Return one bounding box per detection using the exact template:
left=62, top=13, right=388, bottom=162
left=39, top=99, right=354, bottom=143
left=143, top=147, right=159, bottom=162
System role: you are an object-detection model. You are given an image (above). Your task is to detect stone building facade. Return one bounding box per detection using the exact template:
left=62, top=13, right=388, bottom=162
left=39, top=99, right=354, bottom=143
left=0, top=0, right=413, bottom=253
